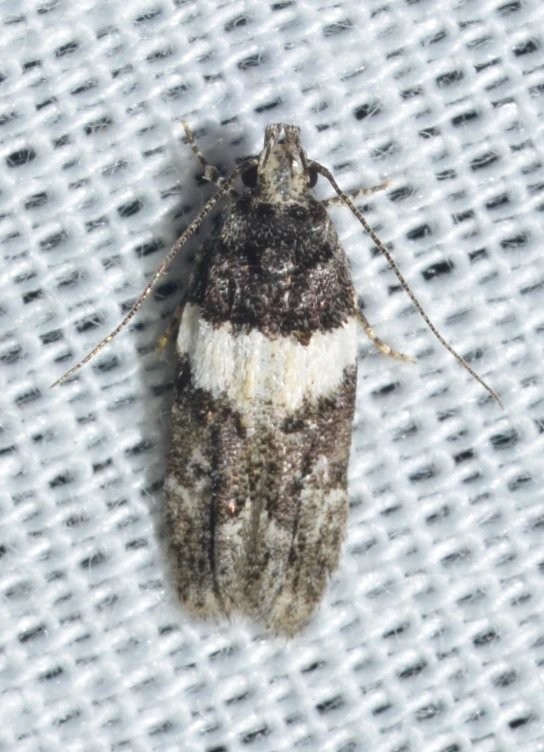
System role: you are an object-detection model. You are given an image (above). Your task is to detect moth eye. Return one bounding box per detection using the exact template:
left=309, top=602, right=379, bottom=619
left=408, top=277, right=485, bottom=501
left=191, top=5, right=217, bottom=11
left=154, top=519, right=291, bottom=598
left=308, top=169, right=318, bottom=188
left=242, top=165, right=258, bottom=187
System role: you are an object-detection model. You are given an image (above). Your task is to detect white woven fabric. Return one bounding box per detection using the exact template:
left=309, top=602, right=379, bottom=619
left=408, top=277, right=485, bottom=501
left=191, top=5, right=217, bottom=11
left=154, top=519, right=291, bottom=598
left=1, top=0, right=543, bottom=750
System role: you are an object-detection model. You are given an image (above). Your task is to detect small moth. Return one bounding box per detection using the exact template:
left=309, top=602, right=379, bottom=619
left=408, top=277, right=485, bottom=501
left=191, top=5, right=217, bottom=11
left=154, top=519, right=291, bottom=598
left=53, top=123, right=502, bottom=637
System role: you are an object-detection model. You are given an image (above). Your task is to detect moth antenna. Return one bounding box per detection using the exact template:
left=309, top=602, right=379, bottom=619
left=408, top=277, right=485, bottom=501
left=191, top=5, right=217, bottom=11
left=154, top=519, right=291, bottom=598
left=311, top=161, right=503, bottom=409
left=50, top=154, right=258, bottom=388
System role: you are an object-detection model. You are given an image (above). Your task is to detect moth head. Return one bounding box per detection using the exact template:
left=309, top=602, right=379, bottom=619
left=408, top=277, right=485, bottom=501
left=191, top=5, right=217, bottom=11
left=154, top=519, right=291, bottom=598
left=243, top=123, right=317, bottom=201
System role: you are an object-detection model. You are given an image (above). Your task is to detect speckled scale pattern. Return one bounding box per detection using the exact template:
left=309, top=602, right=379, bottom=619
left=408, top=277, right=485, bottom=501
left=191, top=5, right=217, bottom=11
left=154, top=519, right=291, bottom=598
left=165, top=124, right=359, bottom=636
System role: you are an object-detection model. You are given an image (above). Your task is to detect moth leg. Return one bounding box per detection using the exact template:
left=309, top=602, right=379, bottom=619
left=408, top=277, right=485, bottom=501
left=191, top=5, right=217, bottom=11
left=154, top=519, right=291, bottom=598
left=357, top=309, right=416, bottom=363
left=321, top=180, right=391, bottom=208
left=182, top=121, right=240, bottom=197
left=155, top=303, right=185, bottom=355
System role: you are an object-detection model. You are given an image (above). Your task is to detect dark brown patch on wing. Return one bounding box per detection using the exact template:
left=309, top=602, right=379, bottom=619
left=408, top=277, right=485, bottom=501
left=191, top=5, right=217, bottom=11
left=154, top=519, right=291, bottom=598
left=165, top=356, right=357, bottom=636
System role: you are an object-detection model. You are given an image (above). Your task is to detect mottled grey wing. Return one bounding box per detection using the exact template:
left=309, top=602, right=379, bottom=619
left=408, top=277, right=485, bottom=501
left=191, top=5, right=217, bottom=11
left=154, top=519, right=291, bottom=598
left=165, top=353, right=356, bottom=637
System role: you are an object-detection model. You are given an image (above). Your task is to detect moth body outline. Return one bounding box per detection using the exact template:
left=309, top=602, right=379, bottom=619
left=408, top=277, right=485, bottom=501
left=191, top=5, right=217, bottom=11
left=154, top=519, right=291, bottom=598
left=168, top=124, right=359, bottom=636
left=52, top=122, right=502, bottom=637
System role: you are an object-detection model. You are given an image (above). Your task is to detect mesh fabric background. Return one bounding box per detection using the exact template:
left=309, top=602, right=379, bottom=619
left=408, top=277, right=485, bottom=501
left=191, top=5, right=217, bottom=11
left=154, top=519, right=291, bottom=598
left=1, top=0, right=544, bottom=750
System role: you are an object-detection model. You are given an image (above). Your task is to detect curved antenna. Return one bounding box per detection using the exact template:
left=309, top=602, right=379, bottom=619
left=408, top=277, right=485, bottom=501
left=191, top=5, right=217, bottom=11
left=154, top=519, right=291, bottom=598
left=311, top=160, right=503, bottom=409
left=51, top=155, right=258, bottom=388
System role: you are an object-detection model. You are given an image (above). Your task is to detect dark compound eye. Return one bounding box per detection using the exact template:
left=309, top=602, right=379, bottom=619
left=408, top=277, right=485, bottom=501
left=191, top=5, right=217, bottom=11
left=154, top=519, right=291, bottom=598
left=308, top=169, right=318, bottom=188
left=241, top=164, right=258, bottom=187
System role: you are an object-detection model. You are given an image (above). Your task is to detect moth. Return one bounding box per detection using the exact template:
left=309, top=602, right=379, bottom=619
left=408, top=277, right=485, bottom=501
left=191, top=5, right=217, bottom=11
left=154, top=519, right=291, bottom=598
left=52, top=123, right=502, bottom=637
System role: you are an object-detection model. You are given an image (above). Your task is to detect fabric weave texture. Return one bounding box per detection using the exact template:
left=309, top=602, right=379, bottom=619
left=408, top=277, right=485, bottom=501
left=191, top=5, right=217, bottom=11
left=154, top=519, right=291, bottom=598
left=1, top=0, right=543, bottom=750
